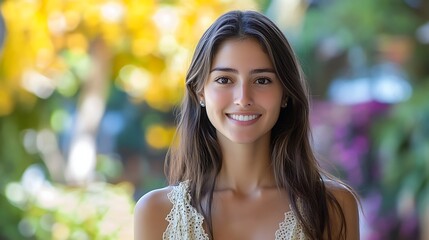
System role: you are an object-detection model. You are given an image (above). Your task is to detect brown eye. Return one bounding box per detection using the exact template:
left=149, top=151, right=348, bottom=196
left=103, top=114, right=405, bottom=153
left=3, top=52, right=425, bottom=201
left=215, top=77, right=231, bottom=84
left=255, top=78, right=271, bottom=85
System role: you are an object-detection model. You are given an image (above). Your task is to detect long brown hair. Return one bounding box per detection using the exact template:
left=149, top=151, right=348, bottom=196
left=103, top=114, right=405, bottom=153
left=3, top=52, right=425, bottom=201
left=166, top=10, right=349, bottom=239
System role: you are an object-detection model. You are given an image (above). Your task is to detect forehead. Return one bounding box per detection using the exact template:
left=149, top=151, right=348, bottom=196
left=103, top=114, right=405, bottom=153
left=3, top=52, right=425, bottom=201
left=211, top=38, right=273, bottom=69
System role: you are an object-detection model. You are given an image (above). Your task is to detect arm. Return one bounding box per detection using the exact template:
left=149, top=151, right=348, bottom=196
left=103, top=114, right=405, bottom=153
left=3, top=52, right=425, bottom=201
left=134, top=187, right=171, bottom=240
left=327, top=183, right=360, bottom=240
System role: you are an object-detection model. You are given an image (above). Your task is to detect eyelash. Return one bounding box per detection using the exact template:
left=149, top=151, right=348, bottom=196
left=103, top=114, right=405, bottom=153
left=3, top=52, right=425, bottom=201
left=214, top=77, right=272, bottom=85
left=214, top=77, right=231, bottom=84
left=255, top=77, right=272, bottom=85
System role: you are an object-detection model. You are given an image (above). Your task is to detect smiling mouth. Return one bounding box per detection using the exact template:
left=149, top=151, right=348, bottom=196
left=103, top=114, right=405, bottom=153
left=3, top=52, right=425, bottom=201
left=227, top=114, right=260, bottom=121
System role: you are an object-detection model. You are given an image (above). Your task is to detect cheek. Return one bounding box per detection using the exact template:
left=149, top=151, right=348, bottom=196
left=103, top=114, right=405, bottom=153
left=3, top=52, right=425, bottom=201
left=266, top=92, right=283, bottom=119
left=204, top=90, right=232, bottom=128
left=205, top=88, right=230, bottom=107
left=263, top=90, right=283, bottom=107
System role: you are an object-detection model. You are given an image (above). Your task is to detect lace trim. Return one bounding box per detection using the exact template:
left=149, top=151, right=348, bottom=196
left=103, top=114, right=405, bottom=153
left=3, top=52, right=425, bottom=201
left=163, top=181, right=307, bottom=240
left=163, top=180, right=209, bottom=240
left=275, top=209, right=307, bottom=239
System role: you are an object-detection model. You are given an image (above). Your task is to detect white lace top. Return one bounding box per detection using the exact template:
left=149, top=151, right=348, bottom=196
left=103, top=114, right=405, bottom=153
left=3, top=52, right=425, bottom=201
left=163, top=181, right=308, bottom=240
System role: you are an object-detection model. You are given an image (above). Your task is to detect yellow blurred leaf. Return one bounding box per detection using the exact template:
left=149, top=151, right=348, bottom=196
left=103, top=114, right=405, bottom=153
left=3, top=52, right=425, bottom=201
left=66, top=33, right=88, bottom=54
left=0, top=87, right=14, bottom=116
left=0, top=0, right=260, bottom=111
left=145, top=124, right=175, bottom=150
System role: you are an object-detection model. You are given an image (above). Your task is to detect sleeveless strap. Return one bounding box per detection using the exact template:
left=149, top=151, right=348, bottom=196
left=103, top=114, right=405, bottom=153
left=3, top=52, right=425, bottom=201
left=163, top=181, right=209, bottom=240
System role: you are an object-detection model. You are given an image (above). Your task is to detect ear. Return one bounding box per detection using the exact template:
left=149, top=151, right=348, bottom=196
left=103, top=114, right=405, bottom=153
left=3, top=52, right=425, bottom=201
left=281, top=97, right=288, bottom=108
left=198, top=91, right=205, bottom=107
left=197, top=90, right=205, bottom=102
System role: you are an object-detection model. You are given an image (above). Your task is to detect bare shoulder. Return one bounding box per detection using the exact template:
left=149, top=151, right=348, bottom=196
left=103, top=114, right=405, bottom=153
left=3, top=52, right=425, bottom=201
left=134, top=186, right=173, bottom=240
left=324, top=179, right=359, bottom=205
left=324, top=179, right=360, bottom=240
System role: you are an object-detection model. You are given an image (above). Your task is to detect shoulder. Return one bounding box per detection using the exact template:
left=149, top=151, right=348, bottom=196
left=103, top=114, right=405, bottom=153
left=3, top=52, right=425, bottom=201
left=324, top=179, right=359, bottom=207
left=324, top=179, right=360, bottom=239
left=134, top=186, right=173, bottom=240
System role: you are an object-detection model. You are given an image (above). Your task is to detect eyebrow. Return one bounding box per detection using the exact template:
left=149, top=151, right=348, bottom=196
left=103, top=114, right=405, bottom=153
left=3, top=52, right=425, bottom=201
left=210, top=67, right=276, bottom=74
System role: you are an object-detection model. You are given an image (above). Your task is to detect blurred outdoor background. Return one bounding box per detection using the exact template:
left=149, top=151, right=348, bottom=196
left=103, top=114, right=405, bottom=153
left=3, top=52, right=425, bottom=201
left=0, top=0, right=428, bottom=239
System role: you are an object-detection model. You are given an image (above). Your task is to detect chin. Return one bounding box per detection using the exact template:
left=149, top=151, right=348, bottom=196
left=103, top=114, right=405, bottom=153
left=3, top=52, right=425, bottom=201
left=226, top=135, right=266, bottom=145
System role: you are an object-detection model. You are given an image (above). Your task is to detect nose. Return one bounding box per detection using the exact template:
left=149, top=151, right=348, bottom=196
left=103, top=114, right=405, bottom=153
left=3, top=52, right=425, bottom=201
left=234, top=82, right=253, bottom=107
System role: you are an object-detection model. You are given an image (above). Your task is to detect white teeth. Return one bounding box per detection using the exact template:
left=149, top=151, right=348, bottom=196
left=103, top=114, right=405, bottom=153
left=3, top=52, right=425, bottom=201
left=229, top=114, right=259, bottom=121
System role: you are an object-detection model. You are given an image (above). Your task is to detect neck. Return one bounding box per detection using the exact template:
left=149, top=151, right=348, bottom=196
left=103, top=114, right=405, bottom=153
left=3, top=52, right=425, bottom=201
left=215, top=134, right=276, bottom=195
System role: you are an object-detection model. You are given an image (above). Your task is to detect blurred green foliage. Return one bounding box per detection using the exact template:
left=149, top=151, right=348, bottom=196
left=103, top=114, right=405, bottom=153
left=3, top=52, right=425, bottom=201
left=295, top=0, right=428, bottom=95
left=374, top=78, right=429, bottom=214
left=6, top=178, right=135, bottom=239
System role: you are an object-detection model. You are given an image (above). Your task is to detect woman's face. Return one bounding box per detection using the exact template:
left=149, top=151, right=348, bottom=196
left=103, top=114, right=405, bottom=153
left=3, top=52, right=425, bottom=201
left=201, top=38, right=284, bottom=145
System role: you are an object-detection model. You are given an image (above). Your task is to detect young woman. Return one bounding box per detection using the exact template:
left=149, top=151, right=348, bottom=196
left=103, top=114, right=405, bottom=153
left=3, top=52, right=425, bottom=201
left=134, top=10, right=359, bottom=240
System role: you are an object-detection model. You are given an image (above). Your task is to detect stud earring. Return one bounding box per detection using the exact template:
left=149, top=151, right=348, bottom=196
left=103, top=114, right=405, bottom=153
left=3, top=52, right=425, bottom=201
left=282, top=102, right=288, bottom=108
left=199, top=100, right=205, bottom=107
